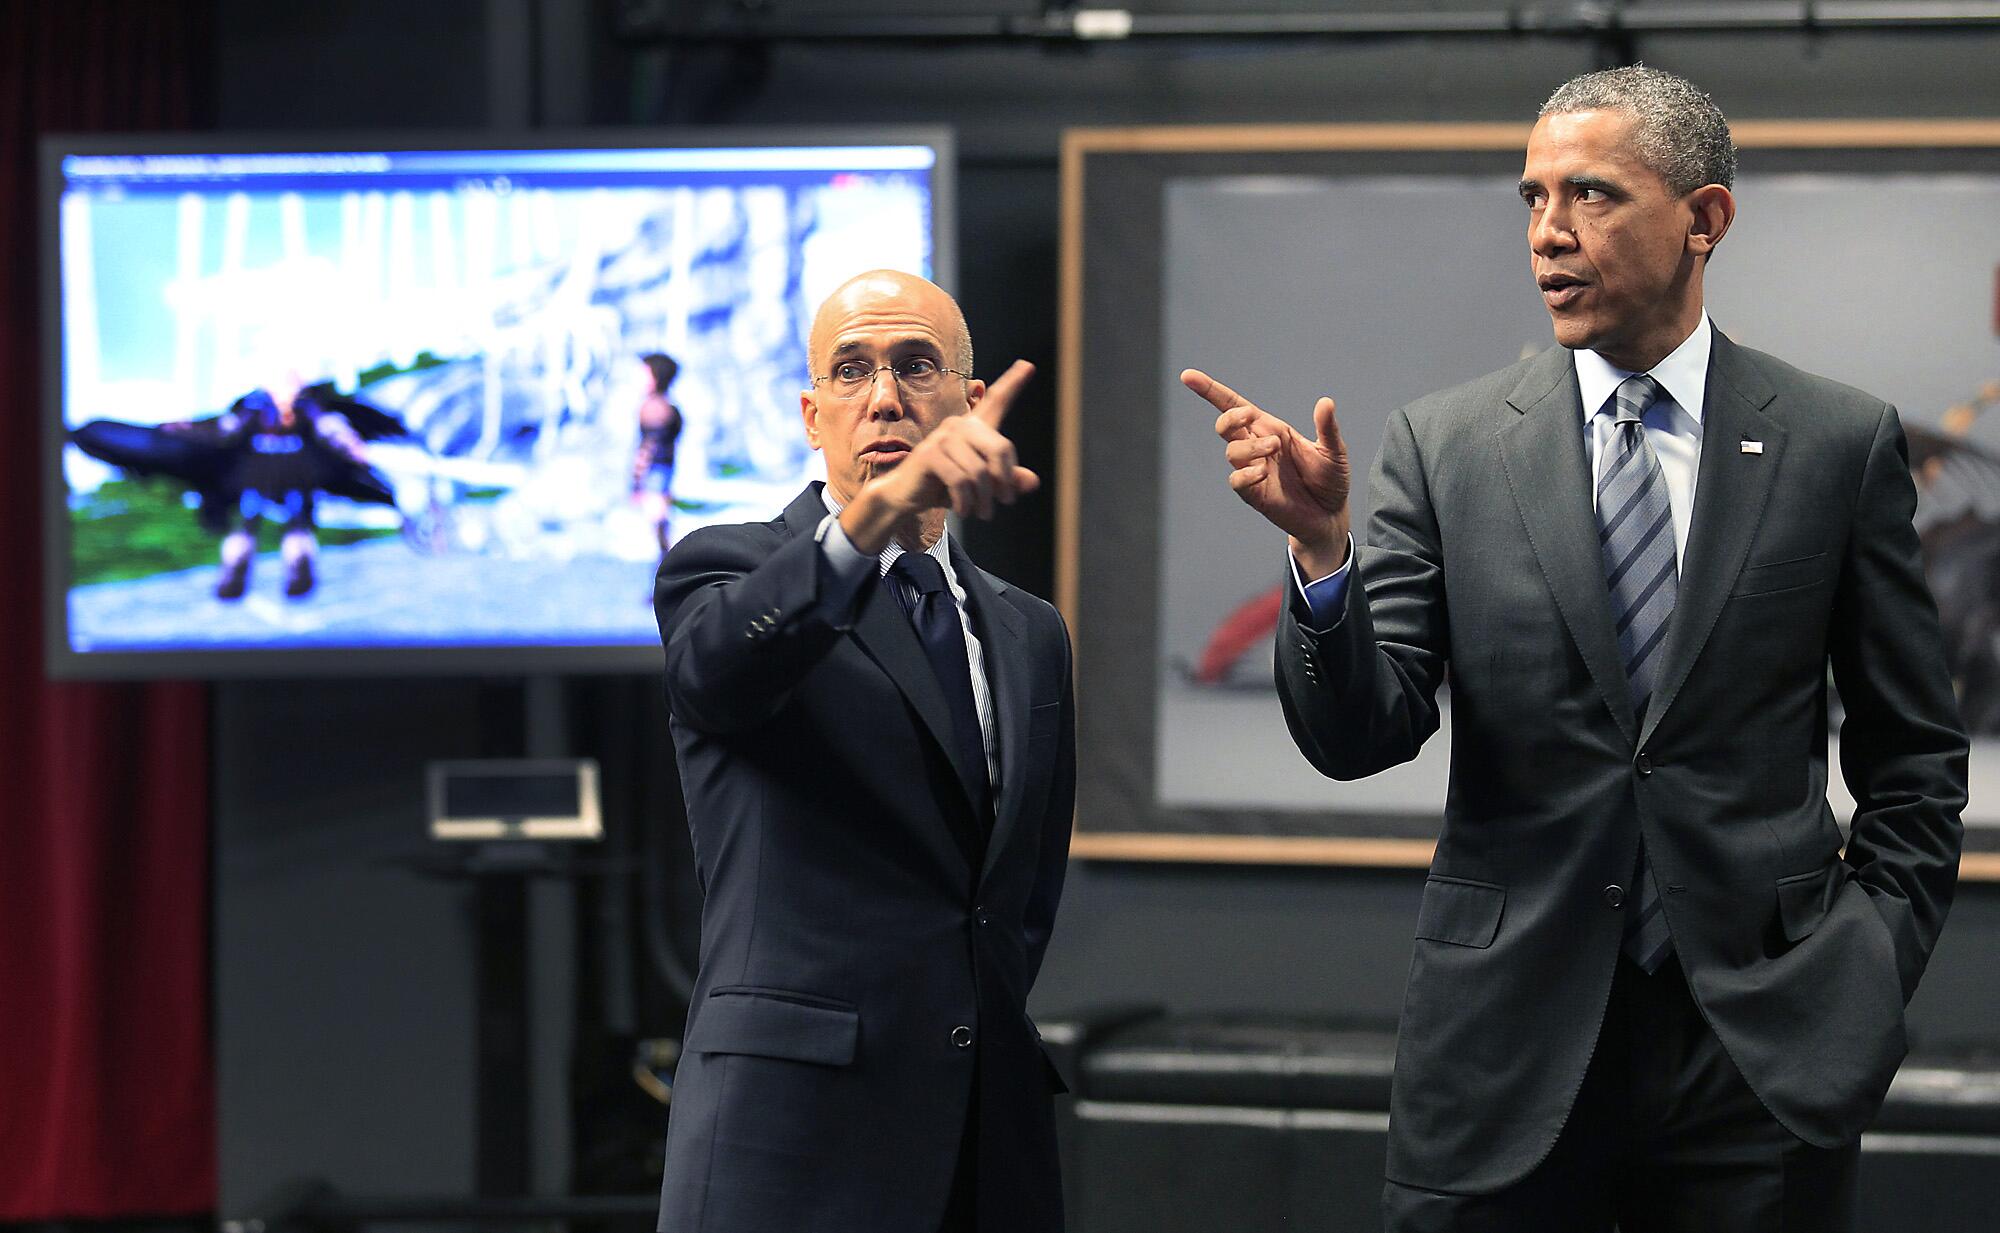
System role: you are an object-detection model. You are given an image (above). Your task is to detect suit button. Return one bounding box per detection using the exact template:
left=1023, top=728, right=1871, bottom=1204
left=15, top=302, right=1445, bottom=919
left=951, top=1025, right=974, bottom=1048
left=1636, top=753, right=1653, bottom=775
left=1603, top=884, right=1626, bottom=909
left=974, top=908, right=991, bottom=927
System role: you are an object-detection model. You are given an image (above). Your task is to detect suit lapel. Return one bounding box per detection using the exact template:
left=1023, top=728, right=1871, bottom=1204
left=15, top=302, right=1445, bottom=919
left=848, top=567, right=991, bottom=827
left=952, top=544, right=1028, bottom=889
left=784, top=485, right=985, bottom=826
left=1639, top=331, right=1783, bottom=747
left=1498, top=346, right=1639, bottom=742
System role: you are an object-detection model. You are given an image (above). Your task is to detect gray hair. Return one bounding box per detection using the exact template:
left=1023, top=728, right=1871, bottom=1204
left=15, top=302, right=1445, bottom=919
left=1540, top=66, right=1737, bottom=195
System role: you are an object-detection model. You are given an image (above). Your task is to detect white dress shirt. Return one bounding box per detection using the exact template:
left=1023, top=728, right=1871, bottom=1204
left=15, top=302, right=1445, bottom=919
left=1294, top=314, right=1713, bottom=627
left=817, top=494, right=999, bottom=787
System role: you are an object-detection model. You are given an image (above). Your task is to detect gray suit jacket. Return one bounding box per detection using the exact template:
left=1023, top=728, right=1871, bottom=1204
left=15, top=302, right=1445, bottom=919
left=1278, top=333, right=1968, bottom=1194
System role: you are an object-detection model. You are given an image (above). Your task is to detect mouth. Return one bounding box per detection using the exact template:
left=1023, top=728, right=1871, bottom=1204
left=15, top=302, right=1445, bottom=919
left=859, top=439, right=913, bottom=468
left=1537, top=272, right=1588, bottom=310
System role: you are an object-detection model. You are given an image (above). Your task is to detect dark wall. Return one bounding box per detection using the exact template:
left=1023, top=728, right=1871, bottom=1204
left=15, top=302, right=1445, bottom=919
left=583, top=0, right=2000, bottom=1035
left=208, top=0, right=2000, bottom=1210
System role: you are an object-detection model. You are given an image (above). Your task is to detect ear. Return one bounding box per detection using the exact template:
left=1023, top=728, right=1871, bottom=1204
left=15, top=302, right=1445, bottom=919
left=1686, top=183, right=1735, bottom=259
left=960, top=378, right=988, bottom=413
left=800, top=389, right=822, bottom=449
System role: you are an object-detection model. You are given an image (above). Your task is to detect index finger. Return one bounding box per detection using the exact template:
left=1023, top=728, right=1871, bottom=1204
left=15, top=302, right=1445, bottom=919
left=1180, top=368, right=1255, bottom=414
left=971, top=359, right=1035, bottom=429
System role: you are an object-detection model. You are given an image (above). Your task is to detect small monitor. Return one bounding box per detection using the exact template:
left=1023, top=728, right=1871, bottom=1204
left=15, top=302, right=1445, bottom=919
left=426, top=758, right=601, bottom=841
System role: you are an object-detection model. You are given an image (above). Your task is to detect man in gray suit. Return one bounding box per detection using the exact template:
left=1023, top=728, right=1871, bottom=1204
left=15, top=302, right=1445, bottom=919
left=1186, top=67, right=1967, bottom=1231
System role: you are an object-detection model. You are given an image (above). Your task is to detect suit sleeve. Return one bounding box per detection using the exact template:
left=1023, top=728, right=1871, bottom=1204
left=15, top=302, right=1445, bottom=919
left=1023, top=609, right=1077, bottom=988
left=655, top=523, right=863, bottom=734
left=1828, top=404, right=1969, bottom=1001
left=1274, top=403, right=1452, bottom=779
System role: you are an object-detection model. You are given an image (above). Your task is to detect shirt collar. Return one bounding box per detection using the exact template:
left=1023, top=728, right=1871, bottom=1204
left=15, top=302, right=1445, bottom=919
left=1574, top=312, right=1711, bottom=428
left=819, top=485, right=956, bottom=576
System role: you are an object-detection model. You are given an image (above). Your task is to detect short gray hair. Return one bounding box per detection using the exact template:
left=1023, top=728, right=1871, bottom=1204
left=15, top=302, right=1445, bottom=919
left=1540, top=66, right=1737, bottom=195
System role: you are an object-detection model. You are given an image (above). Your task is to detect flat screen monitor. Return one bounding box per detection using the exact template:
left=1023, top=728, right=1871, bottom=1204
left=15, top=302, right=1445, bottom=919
left=41, top=128, right=953, bottom=677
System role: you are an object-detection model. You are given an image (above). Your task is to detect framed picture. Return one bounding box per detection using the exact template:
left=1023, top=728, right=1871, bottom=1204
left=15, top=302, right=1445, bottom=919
left=1057, top=120, right=2000, bottom=877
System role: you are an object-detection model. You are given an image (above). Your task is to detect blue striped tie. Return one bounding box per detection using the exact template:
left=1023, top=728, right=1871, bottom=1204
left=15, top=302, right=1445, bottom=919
left=1598, top=373, right=1675, bottom=972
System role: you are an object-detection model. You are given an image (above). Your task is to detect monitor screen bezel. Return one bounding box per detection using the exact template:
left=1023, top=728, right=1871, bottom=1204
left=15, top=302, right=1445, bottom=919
left=40, top=125, right=956, bottom=680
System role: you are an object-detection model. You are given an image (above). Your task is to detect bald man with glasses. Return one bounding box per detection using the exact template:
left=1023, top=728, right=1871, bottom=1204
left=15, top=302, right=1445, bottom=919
left=653, top=270, right=1077, bottom=1233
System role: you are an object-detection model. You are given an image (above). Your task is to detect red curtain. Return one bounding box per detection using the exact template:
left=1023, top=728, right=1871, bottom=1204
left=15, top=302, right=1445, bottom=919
left=0, top=2, right=216, bottom=1218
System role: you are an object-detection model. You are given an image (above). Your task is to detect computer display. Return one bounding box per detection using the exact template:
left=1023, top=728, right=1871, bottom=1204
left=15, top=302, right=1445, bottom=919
left=42, top=130, right=952, bottom=676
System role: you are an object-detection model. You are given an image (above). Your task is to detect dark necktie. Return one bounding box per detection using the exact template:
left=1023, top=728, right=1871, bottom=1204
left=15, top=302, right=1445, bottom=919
left=889, top=551, right=992, bottom=821
left=1597, top=373, right=1676, bottom=973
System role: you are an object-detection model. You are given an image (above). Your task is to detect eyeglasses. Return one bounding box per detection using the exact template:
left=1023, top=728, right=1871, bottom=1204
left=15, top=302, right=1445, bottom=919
left=812, top=356, right=970, bottom=400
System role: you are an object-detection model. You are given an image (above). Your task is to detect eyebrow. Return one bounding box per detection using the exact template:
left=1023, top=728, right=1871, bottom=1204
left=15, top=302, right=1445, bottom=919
left=829, top=336, right=943, bottom=358
left=1517, top=174, right=1622, bottom=200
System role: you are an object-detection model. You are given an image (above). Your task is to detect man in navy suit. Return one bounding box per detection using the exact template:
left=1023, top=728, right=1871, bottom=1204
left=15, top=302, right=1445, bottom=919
left=1191, top=67, right=1966, bottom=1230
left=655, top=270, right=1076, bottom=1233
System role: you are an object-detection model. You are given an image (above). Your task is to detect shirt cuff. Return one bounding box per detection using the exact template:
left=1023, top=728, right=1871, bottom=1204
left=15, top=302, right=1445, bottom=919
left=816, top=511, right=876, bottom=616
left=1290, top=535, right=1354, bottom=631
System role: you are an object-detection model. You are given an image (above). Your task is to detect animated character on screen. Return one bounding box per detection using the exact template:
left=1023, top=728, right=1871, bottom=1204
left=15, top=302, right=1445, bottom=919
left=70, top=369, right=408, bottom=600
left=631, top=351, right=684, bottom=565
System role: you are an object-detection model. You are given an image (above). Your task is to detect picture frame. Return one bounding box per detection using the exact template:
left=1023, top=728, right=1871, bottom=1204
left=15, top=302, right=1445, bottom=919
left=1057, top=120, right=2000, bottom=877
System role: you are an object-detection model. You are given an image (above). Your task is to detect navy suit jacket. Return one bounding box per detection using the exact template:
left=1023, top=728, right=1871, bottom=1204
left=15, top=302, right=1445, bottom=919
left=655, top=483, right=1076, bottom=1233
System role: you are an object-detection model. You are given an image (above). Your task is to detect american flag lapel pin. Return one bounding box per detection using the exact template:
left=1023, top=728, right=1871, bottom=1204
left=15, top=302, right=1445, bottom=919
left=1741, top=439, right=1764, bottom=455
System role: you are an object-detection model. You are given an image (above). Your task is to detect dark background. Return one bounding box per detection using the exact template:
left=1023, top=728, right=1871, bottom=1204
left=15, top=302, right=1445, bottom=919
left=28, top=0, right=2000, bottom=1218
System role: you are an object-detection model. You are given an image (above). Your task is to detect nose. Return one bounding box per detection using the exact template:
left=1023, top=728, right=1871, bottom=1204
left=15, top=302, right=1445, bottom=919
left=1530, top=201, right=1575, bottom=258
left=864, top=367, right=905, bottom=420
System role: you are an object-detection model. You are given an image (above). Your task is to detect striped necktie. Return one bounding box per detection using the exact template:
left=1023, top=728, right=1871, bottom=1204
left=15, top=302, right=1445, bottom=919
left=1597, top=372, right=1675, bottom=973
